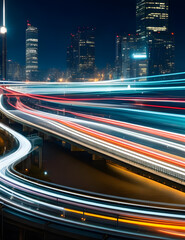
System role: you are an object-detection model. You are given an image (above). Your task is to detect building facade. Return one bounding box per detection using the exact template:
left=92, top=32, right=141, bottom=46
left=78, top=27, right=95, bottom=78
left=148, top=32, right=175, bottom=75
left=136, top=0, right=169, bottom=43
left=67, top=27, right=95, bottom=79
left=67, top=33, right=79, bottom=78
left=136, top=0, right=174, bottom=76
left=115, top=34, right=148, bottom=79
left=116, top=0, right=174, bottom=79
left=115, top=36, right=122, bottom=79
left=26, top=21, right=38, bottom=81
left=7, top=60, right=25, bottom=81
left=122, top=34, right=137, bottom=78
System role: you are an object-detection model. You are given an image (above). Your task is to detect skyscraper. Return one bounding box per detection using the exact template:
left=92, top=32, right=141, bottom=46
left=115, top=34, right=148, bottom=79
left=78, top=27, right=95, bottom=78
left=148, top=32, right=175, bottom=75
left=26, top=21, right=38, bottom=81
left=115, top=35, right=122, bottom=79
left=0, top=0, right=7, bottom=80
left=136, top=0, right=174, bottom=76
left=67, top=33, right=79, bottom=78
left=67, top=27, right=95, bottom=79
left=122, top=34, right=137, bottom=78
left=7, top=60, right=25, bottom=81
left=136, top=0, right=169, bottom=43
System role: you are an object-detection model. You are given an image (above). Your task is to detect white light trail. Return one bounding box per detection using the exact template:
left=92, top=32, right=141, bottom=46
left=1, top=73, right=185, bottom=239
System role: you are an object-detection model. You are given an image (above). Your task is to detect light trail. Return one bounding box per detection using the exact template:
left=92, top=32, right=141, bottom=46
left=7, top=98, right=185, bottom=173
left=1, top=72, right=185, bottom=239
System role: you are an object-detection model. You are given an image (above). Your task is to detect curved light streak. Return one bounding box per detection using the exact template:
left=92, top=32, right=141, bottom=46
left=1, top=72, right=185, bottom=239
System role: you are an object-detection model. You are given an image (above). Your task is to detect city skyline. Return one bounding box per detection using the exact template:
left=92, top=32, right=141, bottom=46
left=1, top=1, right=185, bottom=239
left=5, top=0, right=185, bottom=72
left=115, top=0, right=175, bottom=80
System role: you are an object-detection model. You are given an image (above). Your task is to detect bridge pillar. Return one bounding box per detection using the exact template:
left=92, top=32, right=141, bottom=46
left=23, top=125, right=34, bottom=133
left=92, top=154, right=105, bottom=161
left=71, top=145, right=85, bottom=152
left=62, top=140, right=66, bottom=147
left=27, top=134, right=43, bottom=169
left=23, top=125, right=28, bottom=132
left=1, top=113, right=6, bottom=120
left=8, top=119, right=14, bottom=125
left=38, top=147, right=42, bottom=169
left=19, top=228, right=25, bottom=240
left=25, top=155, right=31, bottom=170
left=30, top=147, right=43, bottom=169
left=43, top=134, right=50, bottom=140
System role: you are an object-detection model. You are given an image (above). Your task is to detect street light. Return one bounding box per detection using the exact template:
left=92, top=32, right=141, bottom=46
left=0, top=26, right=7, bottom=34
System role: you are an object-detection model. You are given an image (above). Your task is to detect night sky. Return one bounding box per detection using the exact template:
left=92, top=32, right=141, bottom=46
left=5, top=0, right=185, bottom=71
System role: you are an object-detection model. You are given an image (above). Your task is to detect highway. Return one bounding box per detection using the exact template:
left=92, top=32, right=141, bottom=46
left=0, top=73, right=185, bottom=239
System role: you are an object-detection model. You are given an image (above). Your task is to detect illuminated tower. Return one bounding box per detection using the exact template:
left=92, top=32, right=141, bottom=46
left=148, top=31, right=175, bottom=75
left=136, top=0, right=169, bottom=43
left=115, top=34, right=148, bottom=79
left=116, top=0, right=173, bottom=79
left=26, top=21, right=38, bottom=81
left=78, top=27, right=95, bottom=78
left=67, top=33, right=79, bottom=78
left=115, top=35, right=122, bottom=79
left=67, top=27, right=95, bottom=79
left=136, top=0, right=174, bottom=75
left=0, top=0, right=7, bottom=80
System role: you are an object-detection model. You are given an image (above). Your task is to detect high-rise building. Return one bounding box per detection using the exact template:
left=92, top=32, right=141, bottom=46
left=115, top=34, right=148, bottom=79
left=0, top=0, right=7, bottom=80
left=136, top=0, right=174, bottom=76
left=7, top=60, right=25, bottom=81
left=26, top=21, right=38, bottom=81
left=148, top=32, right=175, bottom=75
left=136, top=0, right=169, bottom=43
left=67, top=34, right=79, bottom=78
left=78, top=27, right=95, bottom=78
left=115, top=36, right=122, bottom=79
left=122, top=34, right=137, bottom=78
left=67, top=27, right=95, bottom=79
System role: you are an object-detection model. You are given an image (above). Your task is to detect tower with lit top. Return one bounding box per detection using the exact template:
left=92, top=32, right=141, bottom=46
left=136, top=0, right=175, bottom=75
left=26, top=21, right=38, bottom=81
left=136, top=0, right=169, bottom=43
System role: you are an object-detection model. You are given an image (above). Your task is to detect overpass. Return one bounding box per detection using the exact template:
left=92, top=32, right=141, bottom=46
left=0, top=73, right=185, bottom=239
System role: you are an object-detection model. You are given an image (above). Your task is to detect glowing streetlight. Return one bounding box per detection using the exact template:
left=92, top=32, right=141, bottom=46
left=0, top=26, right=7, bottom=34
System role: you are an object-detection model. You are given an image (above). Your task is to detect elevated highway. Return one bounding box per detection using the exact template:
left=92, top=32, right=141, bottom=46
left=0, top=73, right=185, bottom=239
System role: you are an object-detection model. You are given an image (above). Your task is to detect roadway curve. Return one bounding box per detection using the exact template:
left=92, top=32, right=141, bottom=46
left=0, top=73, right=185, bottom=239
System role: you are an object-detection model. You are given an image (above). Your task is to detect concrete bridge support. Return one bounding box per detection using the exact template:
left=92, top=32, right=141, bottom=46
left=71, top=145, right=85, bottom=152
left=27, top=134, right=43, bottom=169
left=23, top=125, right=34, bottom=133
left=92, top=154, right=105, bottom=161
left=8, top=119, right=14, bottom=125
